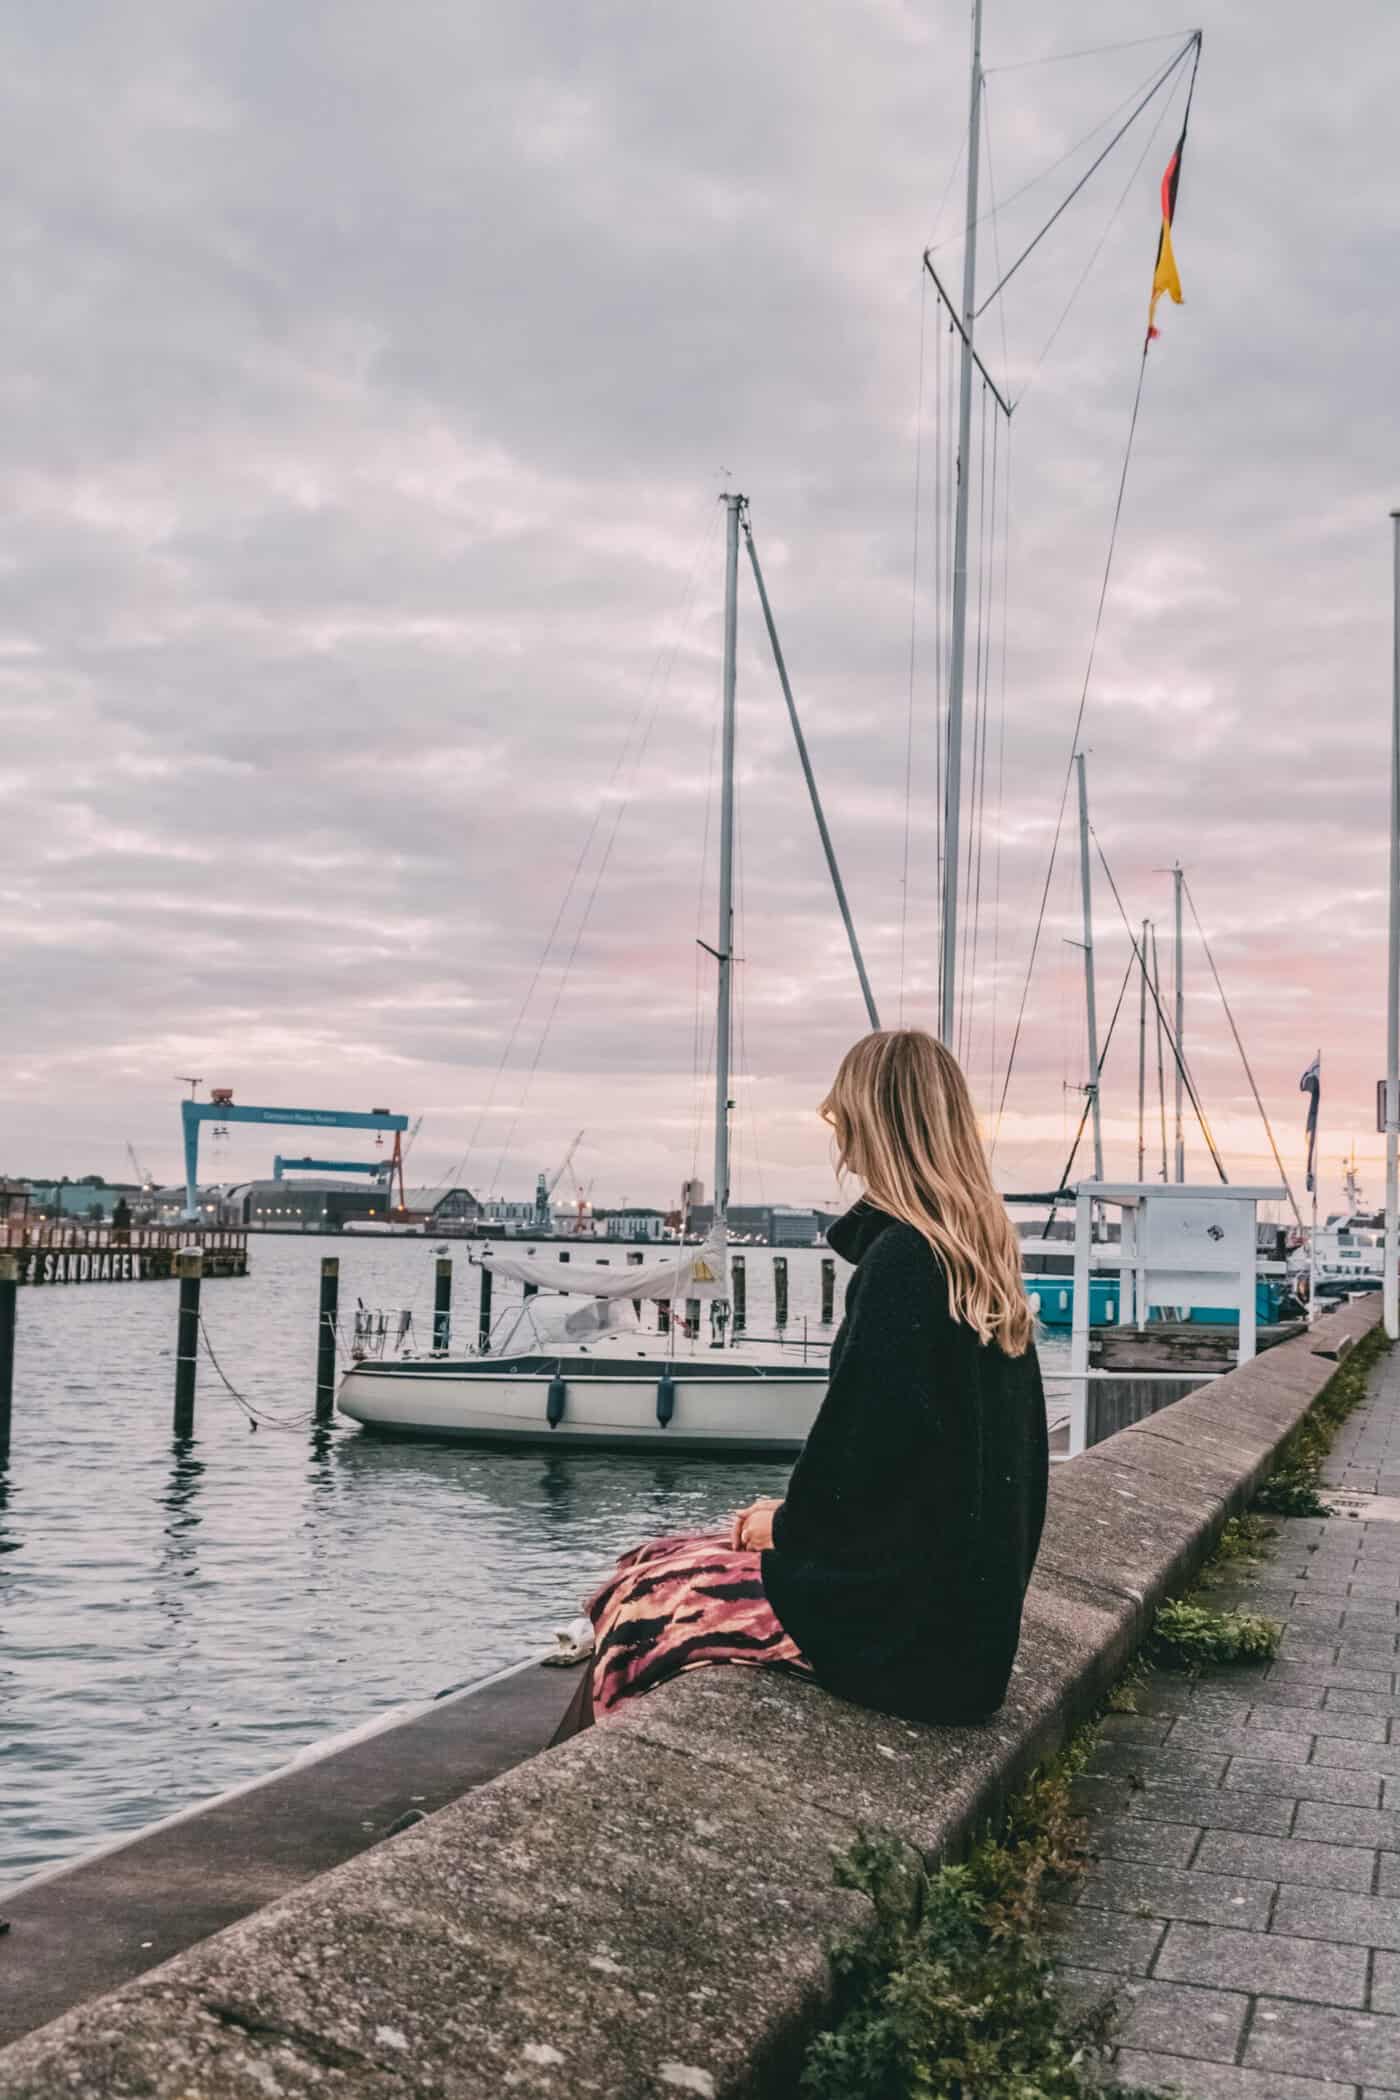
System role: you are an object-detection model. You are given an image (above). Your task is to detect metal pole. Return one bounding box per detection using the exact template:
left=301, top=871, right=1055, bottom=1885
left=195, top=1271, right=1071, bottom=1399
left=731, top=1255, right=746, bottom=1335
left=1151, top=924, right=1169, bottom=1180
left=1075, top=754, right=1104, bottom=1182
left=1388, top=511, right=1400, bottom=1341
left=315, top=1256, right=339, bottom=1422
left=1173, top=863, right=1185, bottom=1181
left=0, top=1252, right=15, bottom=1466
left=938, top=0, right=984, bottom=1048
left=714, top=494, right=742, bottom=1237
left=1309, top=1050, right=1320, bottom=1325
left=433, top=1255, right=452, bottom=1354
left=773, top=1255, right=789, bottom=1330
left=1137, top=917, right=1149, bottom=1182
left=477, top=1262, right=494, bottom=1352
left=173, top=1249, right=202, bottom=1437
left=743, top=520, right=880, bottom=1031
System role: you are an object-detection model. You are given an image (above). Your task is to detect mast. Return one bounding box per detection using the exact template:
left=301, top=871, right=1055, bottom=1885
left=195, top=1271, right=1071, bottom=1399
left=1137, top=917, right=1149, bottom=1181
left=1151, top=923, right=1169, bottom=1179
left=938, top=0, right=985, bottom=1048
left=1172, top=861, right=1185, bottom=1180
left=1075, top=753, right=1104, bottom=1181
left=713, top=493, right=742, bottom=1240
left=1387, top=509, right=1400, bottom=1341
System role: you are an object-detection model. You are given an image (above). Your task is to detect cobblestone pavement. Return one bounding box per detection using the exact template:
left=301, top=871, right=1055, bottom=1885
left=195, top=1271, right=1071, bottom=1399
left=1053, top=1341, right=1400, bottom=2098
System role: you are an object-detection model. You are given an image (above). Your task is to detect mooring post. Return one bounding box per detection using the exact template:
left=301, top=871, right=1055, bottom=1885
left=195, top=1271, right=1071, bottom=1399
left=477, top=1263, right=493, bottom=1352
left=731, top=1255, right=746, bottom=1334
left=173, top=1250, right=202, bottom=1438
left=773, top=1255, right=789, bottom=1329
left=315, top=1257, right=339, bottom=1423
left=0, top=1253, right=16, bottom=1465
left=433, top=1256, right=452, bottom=1354
left=657, top=1298, right=671, bottom=1334
left=820, top=1256, right=835, bottom=1324
left=685, top=1296, right=700, bottom=1339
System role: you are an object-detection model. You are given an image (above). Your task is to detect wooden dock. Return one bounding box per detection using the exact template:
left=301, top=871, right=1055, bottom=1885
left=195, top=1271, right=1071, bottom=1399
left=0, top=1224, right=248, bottom=1285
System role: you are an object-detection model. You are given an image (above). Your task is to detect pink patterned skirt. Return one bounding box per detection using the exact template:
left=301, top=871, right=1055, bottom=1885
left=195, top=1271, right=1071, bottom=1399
left=586, top=1530, right=813, bottom=1716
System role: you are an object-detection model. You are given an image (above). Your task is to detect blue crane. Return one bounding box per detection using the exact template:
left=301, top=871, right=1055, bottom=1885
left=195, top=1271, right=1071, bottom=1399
left=181, top=1094, right=408, bottom=1219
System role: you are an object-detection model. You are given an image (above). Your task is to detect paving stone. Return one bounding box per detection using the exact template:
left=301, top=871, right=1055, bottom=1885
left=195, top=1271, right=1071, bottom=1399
left=1377, top=1855, right=1400, bottom=1900
left=1331, top=1687, right=1400, bottom=1716
left=1085, top=1818, right=1201, bottom=1869
left=1042, top=1901, right=1164, bottom=1976
left=1272, top=1884, right=1400, bottom=1952
left=1088, top=1740, right=1231, bottom=1788
left=1314, top=1740, right=1400, bottom=1776
left=1073, top=1858, right=1273, bottom=1930
left=1294, top=1800, right=1400, bottom=1850
left=1270, top=1662, right=1396, bottom=1694
left=1171, top=1721, right=1315, bottom=1762
left=1154, top=1919, right=1368, bottom=2008
left=1192, top=1828, right=1377, bottom=1892
left=1227, top=1759, right=1382, bottom=1807
left=1247, top=1705, right=1391, bottom=1744
left=1371, top=1952, right=1400, bottom=2015
left=1077, top=1972, right=1250, bottom=2062
left=1096, top=1712, right=1175, bottom=1745
left=1246, top=1998, right=1400, bottom=2085
left=1123, top=1785, right=1295, bottom=1838
left=1112, top=2047, right=1353, bottom=2097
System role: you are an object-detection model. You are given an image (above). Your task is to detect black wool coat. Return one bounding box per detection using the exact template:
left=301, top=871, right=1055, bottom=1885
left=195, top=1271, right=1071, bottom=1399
left=761, top=1201, right=1048, bottom=1724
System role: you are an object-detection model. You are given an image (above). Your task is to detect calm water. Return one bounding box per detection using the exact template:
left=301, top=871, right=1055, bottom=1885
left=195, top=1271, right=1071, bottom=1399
left=0, top=1238, right=832, bottom=1890
left=0, top=1236, right=1070, bottom=1891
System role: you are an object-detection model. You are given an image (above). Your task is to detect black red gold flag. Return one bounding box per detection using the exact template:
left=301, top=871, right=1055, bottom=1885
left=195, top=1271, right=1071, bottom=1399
left=1147, top=123, right=1188, bottom=340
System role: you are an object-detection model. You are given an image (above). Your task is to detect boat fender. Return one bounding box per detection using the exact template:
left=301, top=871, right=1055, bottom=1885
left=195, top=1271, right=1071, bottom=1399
left=656, top=1371, right=676, bottom=1427
left=546, top=1374, right=567, bottom=1428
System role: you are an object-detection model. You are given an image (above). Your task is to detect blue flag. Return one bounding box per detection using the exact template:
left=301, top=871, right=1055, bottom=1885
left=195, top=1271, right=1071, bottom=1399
left=1299, top=1056, right=1320, bottom=1195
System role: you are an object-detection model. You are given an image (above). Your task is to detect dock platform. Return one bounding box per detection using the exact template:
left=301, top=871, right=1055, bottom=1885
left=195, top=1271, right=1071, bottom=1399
left=0, top=1224, right=248, bottom=1284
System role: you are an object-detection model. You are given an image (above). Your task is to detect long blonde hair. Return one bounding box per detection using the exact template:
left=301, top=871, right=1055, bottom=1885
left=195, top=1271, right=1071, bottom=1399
left=820, top=1029, right=1033, bottom=1356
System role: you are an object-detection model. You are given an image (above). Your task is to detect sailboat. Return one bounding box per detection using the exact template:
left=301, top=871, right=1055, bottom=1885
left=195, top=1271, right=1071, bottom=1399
left=337, top=495, right=836, bottom=1453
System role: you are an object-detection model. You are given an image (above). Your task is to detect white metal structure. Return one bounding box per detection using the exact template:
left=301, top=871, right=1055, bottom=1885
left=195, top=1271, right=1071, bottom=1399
left=1065, top=1181, right=1285, bottom=1458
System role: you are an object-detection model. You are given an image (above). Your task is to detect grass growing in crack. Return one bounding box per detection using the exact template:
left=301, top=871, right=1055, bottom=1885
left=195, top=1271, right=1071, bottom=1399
left=1151, top=1598, right=1281, bottom=1668
left=800, top=1729, right=1168, bottom=2100
left=1252, top=1325, right=1388, bottom=1517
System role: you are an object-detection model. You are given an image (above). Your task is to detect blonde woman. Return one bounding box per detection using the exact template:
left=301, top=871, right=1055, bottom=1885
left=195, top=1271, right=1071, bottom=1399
left=553, top=1029, right=1047, bottom=1737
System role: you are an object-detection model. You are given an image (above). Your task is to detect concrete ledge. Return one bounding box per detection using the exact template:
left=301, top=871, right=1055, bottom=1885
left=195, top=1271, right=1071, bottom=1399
left=0, top=1294, right=1381, bottom=2099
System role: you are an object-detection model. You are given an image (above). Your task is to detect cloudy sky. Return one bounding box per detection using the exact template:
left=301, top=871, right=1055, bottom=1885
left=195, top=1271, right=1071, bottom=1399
left=2, top=0, right=1396, bottom=1215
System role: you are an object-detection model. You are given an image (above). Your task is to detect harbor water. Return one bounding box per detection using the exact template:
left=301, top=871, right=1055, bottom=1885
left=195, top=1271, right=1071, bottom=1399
left=0, top=1238, right=1068, bottom=1891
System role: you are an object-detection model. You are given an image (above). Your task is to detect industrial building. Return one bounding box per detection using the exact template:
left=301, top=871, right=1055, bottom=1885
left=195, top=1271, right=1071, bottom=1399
left=685, top=1203, right=834, bottom=1247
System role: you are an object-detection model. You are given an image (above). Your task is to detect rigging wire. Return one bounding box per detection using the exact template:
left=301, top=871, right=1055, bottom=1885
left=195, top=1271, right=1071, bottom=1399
left=975, top=34, right=1198, bottom=318
left=1014, top=60, right=1184, bottom=409
left=1152, top=922, right=1170, bottom=1180
left=900, top=267, right=929, bottom=1022
left=1046, top=947, right=1137, bottom=1195
left=1183, top=876, right=1305, bottom=1227
left=991, top=334, right=1153, bottom=1153
left=989, top=420, right=1012, bottom=1118
left=1092, top=834, right=1228, bottom=1181
left=987, top=30, right=1197, bottom=74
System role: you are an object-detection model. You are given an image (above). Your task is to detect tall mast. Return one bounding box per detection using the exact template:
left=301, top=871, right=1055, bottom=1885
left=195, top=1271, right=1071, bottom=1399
left=1173, top=862, right=1185, bottom=1179
left=938, top=0, right=985, bottom=1048
left=1075, top=753, right=1104, bottom=1180
left=1137, top=917, right=1149, bottom=1181
left=713, top=493, right=742, bottom=1238
left=1386, top=509, right=1400, bottom=1342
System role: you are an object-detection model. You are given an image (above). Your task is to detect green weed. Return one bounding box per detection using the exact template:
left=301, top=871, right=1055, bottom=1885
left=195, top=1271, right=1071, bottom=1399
left=1151, top=1598, right=1282, bottom=1669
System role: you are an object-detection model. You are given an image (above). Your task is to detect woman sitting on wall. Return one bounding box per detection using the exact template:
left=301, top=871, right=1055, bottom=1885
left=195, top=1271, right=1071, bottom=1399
left=552, top=1028, right=1048, bottom=1737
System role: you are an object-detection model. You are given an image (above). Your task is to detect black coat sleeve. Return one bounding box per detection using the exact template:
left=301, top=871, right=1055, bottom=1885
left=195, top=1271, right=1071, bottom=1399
left=770, top=1227, right=957, bottom=1565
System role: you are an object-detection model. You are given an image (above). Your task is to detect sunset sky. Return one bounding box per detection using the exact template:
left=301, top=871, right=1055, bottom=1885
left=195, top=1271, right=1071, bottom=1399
left=2, top=0, right=1396, bottom=1218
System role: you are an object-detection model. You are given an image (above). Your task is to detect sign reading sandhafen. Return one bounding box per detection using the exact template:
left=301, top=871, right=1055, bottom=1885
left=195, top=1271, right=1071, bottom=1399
left=6, top=1235, right=249, bottom=1284
left=31, top=1248, right=149, bottom=1283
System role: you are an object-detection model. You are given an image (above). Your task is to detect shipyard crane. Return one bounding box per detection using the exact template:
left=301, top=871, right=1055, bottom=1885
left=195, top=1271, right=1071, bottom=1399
left=125, top=1142, right=155, bottom=1192
left=533, top=1130, right=585, bottom=1230
left=547, top=1130, right=585, bottom=1199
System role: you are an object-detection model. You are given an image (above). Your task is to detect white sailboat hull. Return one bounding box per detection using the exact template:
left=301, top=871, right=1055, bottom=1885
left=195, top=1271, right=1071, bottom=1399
left=337, top=1351, right=827, bottom=1456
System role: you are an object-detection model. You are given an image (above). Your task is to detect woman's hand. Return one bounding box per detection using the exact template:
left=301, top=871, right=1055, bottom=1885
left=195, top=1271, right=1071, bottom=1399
left=730, top=1496, right=782, bottom=1553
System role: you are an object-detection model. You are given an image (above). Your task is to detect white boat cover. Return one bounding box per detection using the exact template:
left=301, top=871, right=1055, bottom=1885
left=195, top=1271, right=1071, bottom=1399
left=478, top=1228, right=729, bottom=1302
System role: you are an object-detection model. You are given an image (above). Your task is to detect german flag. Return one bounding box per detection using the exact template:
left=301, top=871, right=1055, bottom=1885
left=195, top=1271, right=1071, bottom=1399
left=1147, top=122, right=1188, bottom=340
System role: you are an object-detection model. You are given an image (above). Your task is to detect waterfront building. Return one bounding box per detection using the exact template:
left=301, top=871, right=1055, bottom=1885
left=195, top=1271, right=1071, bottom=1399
left=593, top=1206, right=666, bottom=1242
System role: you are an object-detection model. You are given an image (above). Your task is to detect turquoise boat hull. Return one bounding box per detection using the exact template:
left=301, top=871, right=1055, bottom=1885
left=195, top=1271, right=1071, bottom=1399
left=1025, top=1274, right=1285, bottom=1332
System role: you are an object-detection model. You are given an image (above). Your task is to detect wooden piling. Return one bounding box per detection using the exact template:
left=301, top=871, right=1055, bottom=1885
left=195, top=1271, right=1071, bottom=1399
left=433, top=1256, right=452, bottom=1354
left=0, top=1252, right=16, bottom=1464
left=732, top=1256, right=746, bottom=1334
left=315, top=1258, right=339, bottom=1423
left=477, top=1263, right=493, bottom=1352
left=657, top=1298, right=671, bottom=1334
left=773, top=1255, right=789, bottom=1329
left=685, top=1297, right=700, bottom=1339
left=173, top=1250, right=202, bottom=1437
left=820, top=1257, right=835, bottom=1324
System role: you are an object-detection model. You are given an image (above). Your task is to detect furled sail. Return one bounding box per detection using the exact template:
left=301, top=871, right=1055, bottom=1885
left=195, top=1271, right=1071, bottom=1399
left=478, top=1227, right=729, bottom=1302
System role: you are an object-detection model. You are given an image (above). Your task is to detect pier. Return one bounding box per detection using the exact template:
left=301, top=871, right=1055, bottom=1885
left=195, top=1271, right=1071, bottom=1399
left=0, top=1222, right=248, bottom=1285
left=0, top=1295, right=1379, bottom=2096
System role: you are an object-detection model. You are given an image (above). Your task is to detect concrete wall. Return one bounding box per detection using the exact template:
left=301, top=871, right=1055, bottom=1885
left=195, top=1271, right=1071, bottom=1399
left=0, top=1295, right=1381, bottom=2100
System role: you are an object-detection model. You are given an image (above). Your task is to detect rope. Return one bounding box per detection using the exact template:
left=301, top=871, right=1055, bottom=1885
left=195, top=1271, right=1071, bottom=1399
left=1091, top=835, right=1229, bottom=1181
left=900, top=268, right=929, bottom=1021
left=1045, top=948, right=1138, bottom=1203
left=988, top=30, right=1197, bottom=73
left=197, top=1316, right=316, bottom=1432
left=1183, top=876, right=1304, bottom=1227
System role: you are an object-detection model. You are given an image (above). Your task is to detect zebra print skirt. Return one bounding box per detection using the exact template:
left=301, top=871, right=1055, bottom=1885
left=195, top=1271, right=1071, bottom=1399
left=586, top=1530, right=813, bottom=1716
